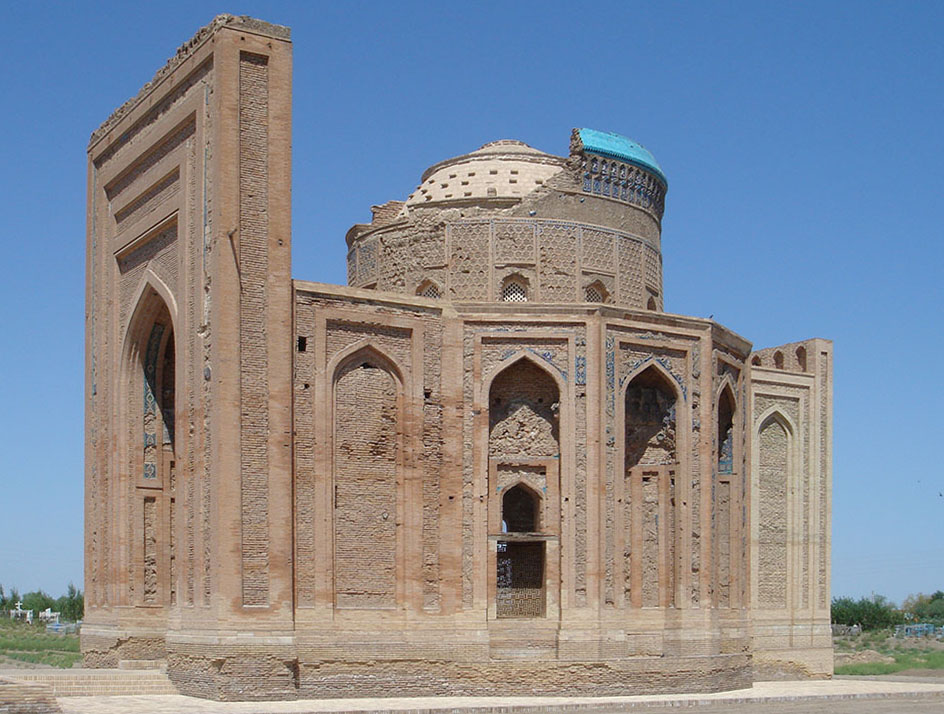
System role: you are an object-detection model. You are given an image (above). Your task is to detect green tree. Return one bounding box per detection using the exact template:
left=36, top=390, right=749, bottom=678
left=831, top=594, right=904, bottom=630
left=55, top=583, right=84, bottom=623
left=21, top=590, right=55, bottom=615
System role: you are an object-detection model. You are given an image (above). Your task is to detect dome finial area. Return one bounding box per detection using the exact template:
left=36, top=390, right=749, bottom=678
left=575, top=128, right=667, bottom=186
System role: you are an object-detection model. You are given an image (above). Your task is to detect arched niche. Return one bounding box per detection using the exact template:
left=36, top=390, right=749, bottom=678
left=622, top=363, right=680, bottom=609
left=754, top=410, right=794, bottom=610
left=121, top=282, right=178, bottom=608
left=488, top=357, right=560, bottom=459
left=500, top=274, right=529, bottom=302
left=624, top=365, right=678, bottom=469
left=331, top=345, right=403, bottom=609
left=502, top=482, right=541, bottom=533
left=717, top=382, right=736, bottom=475
left=487, top=356, right=561, bottom=621
left=714, top=381, right=738, bottom=608
left=796, top=345, right=808, bottom=372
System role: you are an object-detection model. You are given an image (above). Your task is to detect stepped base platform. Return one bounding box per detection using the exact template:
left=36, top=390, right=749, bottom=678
left=32, top=677, right=944, bottom=714
left=0, top=669, right=176, bottom=698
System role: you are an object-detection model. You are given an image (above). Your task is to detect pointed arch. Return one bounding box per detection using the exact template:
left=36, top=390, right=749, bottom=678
left=117, top=274, right=178, bottom=608
left=416, top=278, right=442, bottom=300
left=753, top=407, right=796, bottom=610
left=713, top=379, right=738, bottom=608
left=330, top=339, right=405, bottom=610
left=500, top=273, right=529, bottom=302
left=755, top=406, right=797, bottom=439
left=621, top=358, right=685, bottom=405
left=620, top=361, right=683, bottom=608
left=487, top=354, right=561, bottom=459
left=501, top=481, right=542, bottom=533
left=795, top=345, right=808, bottom=372
left=716, top=380, right=737, bottom=475
left=623, top=363, right=679, bottom=470
left=327, top=340, right=405, bottom=388
left=123, top=269, right=178, bottom=355
left=584, top=279, right=608, bottom=304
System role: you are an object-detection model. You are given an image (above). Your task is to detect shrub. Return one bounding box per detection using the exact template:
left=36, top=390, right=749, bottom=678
left=831, top=594, right=904, bottom=630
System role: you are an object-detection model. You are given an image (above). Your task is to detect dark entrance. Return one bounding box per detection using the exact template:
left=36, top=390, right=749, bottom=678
left=496, top=541, right=545, bottom=618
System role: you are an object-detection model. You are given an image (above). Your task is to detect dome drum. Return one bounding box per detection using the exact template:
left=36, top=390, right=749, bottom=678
left=348, top=217, right=663, bottom=311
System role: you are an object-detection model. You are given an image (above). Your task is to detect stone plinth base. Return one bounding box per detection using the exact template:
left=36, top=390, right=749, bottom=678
left=160, top=645, right=751, bottom=701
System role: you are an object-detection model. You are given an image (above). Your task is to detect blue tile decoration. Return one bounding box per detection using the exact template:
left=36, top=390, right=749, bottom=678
left=575, top=356, right=587, bottom=385
left=622, top=355, right=687, bottom=401
left=142, top=323, right=164, bottom=479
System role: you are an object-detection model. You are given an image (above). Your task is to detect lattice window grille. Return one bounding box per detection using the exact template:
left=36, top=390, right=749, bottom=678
left=585, top=284, right=604, bottom=303
left=418, top=282, right=441, bottom=299
left=501, top=279, right=528, bottom=302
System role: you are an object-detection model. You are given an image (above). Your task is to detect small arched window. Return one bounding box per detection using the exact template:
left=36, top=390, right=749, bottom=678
left=774, top=351, right=784, bottom=369
left=416, top=279, right=441, bottom=299
left=502, top=484, right=539, bottom=533
left=751, top=355, right=762, bottom=366
left=584, top=281, right=607, bottom=303
left=501, top=276, right=529, bottom=303
left=647, top=296, right=657, bottom=311
left=795, top=346, right=807, bottom=372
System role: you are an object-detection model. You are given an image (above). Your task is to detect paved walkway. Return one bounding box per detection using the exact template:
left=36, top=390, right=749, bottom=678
left=54, top=678, right=944, bottom=714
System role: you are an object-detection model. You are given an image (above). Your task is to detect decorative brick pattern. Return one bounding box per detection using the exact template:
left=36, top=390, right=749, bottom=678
left=581, top=227, right=614, bottom=273
left=449, top=221, right=490, bottom=300
left=143, top=496, right=158, bottom=603
left=238, top=51, right=270, bottom=607
left=537, top=223, right=578, bottom=302
left=618, top=238, right=644, bottom=307
left=494, top=221, right=535, bottom=263
left=488, top=359, right=560, bottom=458
left=115, top=169, right=181, bottom=229
left=334, top=363, right=399, bottom=608
left=118, top=225, right=177, bottom=330
left=84, top=16, right=833, bottom=698
left=757, top=417, right=788, bottom=608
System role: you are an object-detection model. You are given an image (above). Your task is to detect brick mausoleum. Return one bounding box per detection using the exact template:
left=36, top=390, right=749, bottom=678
left=83, top=15, right=834, bottom=701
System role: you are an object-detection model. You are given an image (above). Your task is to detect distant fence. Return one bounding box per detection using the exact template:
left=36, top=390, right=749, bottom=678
left=45, top=621, right=80, bottom=635
left=895, top=623, right=944, bottom=638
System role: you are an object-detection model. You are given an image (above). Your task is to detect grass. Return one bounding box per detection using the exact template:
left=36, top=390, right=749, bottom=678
left=834, top=629, right=944, bottom=675
left=0, top=618, right=81, bottom=668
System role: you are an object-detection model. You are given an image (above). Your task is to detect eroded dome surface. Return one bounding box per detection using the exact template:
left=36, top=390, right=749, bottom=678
left=405, top=139, right=565, bottom=206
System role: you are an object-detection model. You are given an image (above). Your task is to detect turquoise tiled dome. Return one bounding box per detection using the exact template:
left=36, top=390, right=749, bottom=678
left=577, top=128, right=666, bottom=186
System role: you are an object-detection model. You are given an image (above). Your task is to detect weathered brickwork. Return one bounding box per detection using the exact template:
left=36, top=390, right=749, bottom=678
left=749, top=339, right=833, bottom=676
left=85, top=14, right=833, bottom=701
left=334, top=363, right=399, bottom=608
left=238, top=50, right=271, bottom=607
left=757, top=417, right=789, bottom=608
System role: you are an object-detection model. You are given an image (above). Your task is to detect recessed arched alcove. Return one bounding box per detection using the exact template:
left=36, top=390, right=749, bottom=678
left=488, top=358, right=560, bottom=458
left=715, top=382, right=737, bottom=607
left=502, top=482, right=540, bottom=533
left=623, top=364, right=679, bottom=608
left=332, top=347, right=402, bottom=609
left=122, top=284, right=177, bottom=608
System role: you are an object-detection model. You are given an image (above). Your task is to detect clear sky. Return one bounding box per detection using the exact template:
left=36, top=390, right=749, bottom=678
left=0, top=1, right=941, bottom=605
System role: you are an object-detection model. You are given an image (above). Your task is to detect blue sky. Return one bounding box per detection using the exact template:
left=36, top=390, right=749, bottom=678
left=0, top=1, right=941, bottom=604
